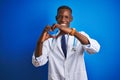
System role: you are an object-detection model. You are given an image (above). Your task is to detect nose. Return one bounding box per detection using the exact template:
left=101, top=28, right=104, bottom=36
left=61, top=17, right=66, bottom=22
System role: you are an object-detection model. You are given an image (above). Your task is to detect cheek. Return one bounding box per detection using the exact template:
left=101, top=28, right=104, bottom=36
left=67, top=19, right=72, bottom=23
left=56, top=18, right=61, bottom=22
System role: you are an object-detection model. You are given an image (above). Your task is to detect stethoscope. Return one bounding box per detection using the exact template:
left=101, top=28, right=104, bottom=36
left=72, top=36, right=77, bottom=51
left=66, top=34, right=77, bottom=51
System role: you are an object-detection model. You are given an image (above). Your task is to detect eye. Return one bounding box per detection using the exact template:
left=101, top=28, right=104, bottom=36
left=57, top=15, right=62, bottom=19
left=65, top=16, right=69, bottom=19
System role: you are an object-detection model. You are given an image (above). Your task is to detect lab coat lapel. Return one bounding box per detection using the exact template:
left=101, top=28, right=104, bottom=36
left=67, top=35, right=75, bottom=58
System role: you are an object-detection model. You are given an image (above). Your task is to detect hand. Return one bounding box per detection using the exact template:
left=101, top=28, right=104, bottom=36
left=51, top=24, right=61, bottom=30
left=40, top=25, right=54, bottom=43
left=51, top=24, right=72, bottom=35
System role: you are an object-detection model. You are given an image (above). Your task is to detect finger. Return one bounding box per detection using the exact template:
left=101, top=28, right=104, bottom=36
left=51, top=24, right=60, bottom=30
left=51, top=24, right=56, bottom=31
left=44, top=25, right=51, bottom=31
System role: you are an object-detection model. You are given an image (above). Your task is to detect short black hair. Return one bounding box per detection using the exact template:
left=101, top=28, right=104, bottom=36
left=57, top=5, right=72, bottom=14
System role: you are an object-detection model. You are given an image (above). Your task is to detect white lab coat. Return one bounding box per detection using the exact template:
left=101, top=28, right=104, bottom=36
left=32, top=31, right=100, bottom=80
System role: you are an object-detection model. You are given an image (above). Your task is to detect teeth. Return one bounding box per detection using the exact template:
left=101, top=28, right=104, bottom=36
left=60, top=24, right=66, bottom=26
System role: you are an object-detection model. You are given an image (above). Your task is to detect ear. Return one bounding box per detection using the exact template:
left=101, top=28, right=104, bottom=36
left=55, top=16, right=58, bottom=21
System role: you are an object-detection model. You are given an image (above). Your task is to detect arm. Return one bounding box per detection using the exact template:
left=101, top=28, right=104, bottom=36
left=70, top=30, right=100, bottom=54
left=35, top=25, right=51, bottom=57
left=74, top=31, right=100, bottom=54
left=51, top=24, right=90, bottom=44
left=32, top=40, right=49, bottom=67
left=74, top=31, right=90, bottom=45
left=80, top=31, right=100, bottom=54
left=51, top=24, right=100, bottom=54
left=32, top=25, right=51, bottom=67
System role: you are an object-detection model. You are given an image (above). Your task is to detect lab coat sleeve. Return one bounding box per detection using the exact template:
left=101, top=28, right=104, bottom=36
left=32, top=40, right=49, bottom=67
left=80, top=31, right=100, bottom=54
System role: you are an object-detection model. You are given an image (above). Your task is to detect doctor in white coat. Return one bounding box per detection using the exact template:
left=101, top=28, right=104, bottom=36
left=32, top=5, right=100, bottom=80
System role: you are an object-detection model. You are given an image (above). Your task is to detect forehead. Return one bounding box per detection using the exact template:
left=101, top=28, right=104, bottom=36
left=57, top=9, right=71, bottom=15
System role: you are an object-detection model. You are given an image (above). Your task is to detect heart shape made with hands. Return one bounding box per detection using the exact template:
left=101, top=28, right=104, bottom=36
left=48, top=24, right=66, bottom=37
left=48, top=28, right=59, bottom=37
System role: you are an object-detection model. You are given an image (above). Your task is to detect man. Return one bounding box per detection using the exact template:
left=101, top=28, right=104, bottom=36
left=32, top=5, right=100, bottom=80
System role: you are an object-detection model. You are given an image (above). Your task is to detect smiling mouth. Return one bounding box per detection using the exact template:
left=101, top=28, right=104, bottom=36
left=60, top=23, right=66, bottom=26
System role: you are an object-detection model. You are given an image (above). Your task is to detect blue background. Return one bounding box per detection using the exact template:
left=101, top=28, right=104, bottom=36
left=0, top=0, right=120, bottom=80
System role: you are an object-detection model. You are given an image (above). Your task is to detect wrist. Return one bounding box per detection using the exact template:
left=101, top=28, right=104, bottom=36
left=69, top=28, right=76, bottom=36
left=37, top=40, right=43, bottom=45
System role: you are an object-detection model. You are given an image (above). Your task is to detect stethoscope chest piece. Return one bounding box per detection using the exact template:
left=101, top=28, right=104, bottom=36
left=72, top=47, right=76, bottom=51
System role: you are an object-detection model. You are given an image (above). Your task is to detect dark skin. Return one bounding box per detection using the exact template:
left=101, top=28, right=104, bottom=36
left=35, top=9, right=90, bottom=57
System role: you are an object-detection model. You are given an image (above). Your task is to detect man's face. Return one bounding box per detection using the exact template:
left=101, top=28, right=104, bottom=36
left=56, top=9, right=72, bottom=27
